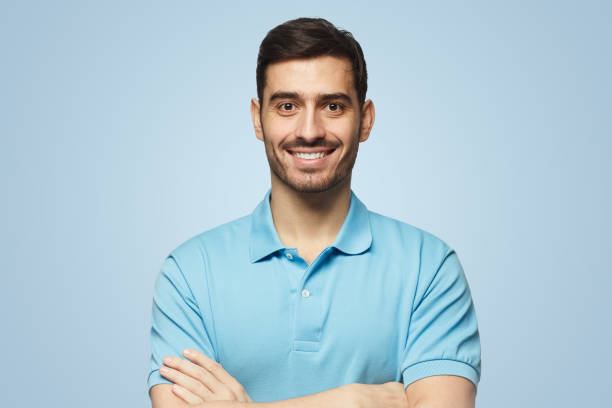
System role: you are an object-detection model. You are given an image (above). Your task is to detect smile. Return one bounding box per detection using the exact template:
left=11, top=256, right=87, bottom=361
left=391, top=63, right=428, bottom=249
left=287, top=149, right=335, bottom=160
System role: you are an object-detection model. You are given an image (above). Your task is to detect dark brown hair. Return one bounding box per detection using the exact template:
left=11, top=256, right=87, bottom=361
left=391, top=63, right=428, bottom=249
left=256, top=17, right=368, bottom=106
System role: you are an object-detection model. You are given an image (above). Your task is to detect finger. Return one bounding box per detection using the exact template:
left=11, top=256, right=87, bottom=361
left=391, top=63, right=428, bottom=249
left=182, top=349, right=247, bottom=400
left=172, top=384, right=205, bottom=405
left=183, top=349, right=241, bottom=387
left=164, top=355, right=226, bottom=394
left=160, top=364, right=214, bottom=401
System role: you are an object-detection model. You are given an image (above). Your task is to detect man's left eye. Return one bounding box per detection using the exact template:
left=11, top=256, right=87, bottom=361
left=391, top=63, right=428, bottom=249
left=327, top=103, right=341, bottom=112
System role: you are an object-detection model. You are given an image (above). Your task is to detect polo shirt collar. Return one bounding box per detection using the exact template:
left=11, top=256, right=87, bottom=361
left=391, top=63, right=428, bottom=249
left=249, top=189, right=372, bottom=263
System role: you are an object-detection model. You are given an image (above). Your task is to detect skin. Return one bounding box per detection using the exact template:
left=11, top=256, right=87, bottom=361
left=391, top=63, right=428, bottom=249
left=250, top=56, right=375, bottom=264
left=152, top=348, right=407, bottom=408
left=150, top=55, right=476, bottom=407
left=152, top=349, right=475, bottom=407
left=254, top=56, right=369, bottom=195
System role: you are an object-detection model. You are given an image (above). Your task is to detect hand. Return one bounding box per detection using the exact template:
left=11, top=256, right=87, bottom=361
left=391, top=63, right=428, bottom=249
left=159, top=348, right=253, bottom=405
left=349, top=382, right=408, bottom=408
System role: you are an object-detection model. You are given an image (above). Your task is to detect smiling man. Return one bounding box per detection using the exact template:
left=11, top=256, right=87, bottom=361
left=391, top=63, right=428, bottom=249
left=148, top=18, right=481, bottom=408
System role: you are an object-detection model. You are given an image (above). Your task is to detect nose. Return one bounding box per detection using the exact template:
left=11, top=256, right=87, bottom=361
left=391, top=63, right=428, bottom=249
left=294, top=107, right=325, bottom=142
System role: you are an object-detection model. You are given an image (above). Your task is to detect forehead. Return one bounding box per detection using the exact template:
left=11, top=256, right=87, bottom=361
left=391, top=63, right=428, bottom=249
left=263, top=56, right=355, bottom=101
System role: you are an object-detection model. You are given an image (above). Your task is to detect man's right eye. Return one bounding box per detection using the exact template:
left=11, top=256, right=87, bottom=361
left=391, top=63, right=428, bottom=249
left=280, top=103, right=294, bottom=111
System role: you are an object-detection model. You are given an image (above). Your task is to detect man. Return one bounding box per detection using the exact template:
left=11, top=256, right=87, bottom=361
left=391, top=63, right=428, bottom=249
left=148, top=17, right=481, bottom=408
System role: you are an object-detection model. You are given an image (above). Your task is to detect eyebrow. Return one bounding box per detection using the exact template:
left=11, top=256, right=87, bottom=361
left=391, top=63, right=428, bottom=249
left=319, top=93, right=353, bottom=106
left=268, top=92, right=300, bottom=103
left=268, top=91, right=354, bottom=107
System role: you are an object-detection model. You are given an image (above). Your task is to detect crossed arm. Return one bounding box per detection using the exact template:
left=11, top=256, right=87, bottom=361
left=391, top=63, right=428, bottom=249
left=149, top=349, right=475, bottom=408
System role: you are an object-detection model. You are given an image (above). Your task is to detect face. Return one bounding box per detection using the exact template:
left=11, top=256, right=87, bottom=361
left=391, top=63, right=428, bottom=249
left=251, top=56, right=375, bottom=193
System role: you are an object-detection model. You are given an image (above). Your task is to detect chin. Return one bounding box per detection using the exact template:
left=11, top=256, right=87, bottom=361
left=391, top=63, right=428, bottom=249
left=282, top=173, right=349, bottom=194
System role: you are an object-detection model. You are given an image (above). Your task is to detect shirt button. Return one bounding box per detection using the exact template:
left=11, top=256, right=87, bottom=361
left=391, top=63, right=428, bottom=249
left=286, top=253, right=293, bottom=260
left=301, top=289, right=310, bottom=298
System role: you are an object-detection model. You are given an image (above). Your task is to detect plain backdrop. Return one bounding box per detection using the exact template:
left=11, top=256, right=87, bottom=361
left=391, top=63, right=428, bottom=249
left=1, top=1, right=610, bottom=407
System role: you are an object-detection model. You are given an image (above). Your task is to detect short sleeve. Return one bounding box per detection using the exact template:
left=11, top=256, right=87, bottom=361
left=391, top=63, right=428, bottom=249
left=147, top=255, right=217, bottom=392
left=401, top=249, right=481, bottom=389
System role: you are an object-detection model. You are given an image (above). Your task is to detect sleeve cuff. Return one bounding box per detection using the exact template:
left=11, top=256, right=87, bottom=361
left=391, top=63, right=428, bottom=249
left=402, top=359, right=480, bottom=389
left=147, top=369, right=173, bottom=392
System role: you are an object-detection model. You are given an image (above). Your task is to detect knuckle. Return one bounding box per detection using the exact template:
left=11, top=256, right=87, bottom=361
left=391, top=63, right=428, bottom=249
left=236, top=385, right=247, bottom=396
left=196, top=370, right=209, bottom=383
left=196, top=383, right=208, bottom=396
left=222, top=389, right=237, bottom=400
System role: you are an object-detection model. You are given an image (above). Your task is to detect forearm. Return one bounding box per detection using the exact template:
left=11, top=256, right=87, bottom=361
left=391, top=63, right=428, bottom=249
left=409, top=401, right=474, bottom=408
left=198, top=382, right=408, bottom=408
left=404, top=376, right=475, bottom=408
left=256, top=384, right=353, bottom=408
left=408, top=398, right=474, bottom=408
left=198, top=384, right=353, bottom=408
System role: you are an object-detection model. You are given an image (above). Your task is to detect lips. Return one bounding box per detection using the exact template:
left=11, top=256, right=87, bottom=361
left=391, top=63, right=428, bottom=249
left=286, top=148, right=336, bottom=165
left=286, top=148, right=335, bottom=158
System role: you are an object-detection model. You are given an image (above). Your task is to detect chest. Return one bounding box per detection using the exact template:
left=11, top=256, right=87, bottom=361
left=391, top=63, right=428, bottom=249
left=207, top=251, right=414, bottom=386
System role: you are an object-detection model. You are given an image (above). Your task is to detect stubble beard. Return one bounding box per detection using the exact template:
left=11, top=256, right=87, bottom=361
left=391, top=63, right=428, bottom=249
left=261, top=125, right=361, bottom=194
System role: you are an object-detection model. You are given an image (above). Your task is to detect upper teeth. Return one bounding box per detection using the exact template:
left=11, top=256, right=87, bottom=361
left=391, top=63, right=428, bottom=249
left=293, top=152, right=326, bottom=159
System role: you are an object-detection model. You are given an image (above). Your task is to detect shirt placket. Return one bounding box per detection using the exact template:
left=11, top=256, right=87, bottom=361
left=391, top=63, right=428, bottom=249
left=283, top=247, right=333, bottom=353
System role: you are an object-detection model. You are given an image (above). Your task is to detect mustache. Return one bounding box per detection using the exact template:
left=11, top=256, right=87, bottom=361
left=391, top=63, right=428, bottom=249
left=281, top=141, right=339, bottom=150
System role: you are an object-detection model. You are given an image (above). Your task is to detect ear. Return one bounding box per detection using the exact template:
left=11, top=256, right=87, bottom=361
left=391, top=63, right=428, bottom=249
left=359, top=99, right=375, bottom=143
left=251, top=98, right=264, bottom=142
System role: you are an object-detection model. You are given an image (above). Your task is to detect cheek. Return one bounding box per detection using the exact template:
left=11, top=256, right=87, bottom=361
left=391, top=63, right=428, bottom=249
left=325, top=118, right=360, bottom=141
left=264, top=120, right=294, bottom=144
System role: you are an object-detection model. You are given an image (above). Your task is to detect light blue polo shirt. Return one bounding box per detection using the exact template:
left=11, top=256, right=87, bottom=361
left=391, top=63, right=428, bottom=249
left=148, top=190, right=481, bottom=402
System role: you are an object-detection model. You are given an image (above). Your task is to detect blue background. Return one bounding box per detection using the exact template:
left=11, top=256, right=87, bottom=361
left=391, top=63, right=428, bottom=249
left=1, top=1, right=610, bottom=407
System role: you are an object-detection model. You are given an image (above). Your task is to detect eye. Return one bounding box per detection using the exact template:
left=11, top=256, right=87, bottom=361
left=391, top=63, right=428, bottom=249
left=326, top=102, right=343, bottom=113
left=280, top=102, right=295, bottom=111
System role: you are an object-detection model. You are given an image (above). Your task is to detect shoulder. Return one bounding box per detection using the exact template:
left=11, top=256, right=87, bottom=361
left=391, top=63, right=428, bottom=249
left=367, top=210, right=453, bottom=261
left=167, top=214, right=252, bottom=269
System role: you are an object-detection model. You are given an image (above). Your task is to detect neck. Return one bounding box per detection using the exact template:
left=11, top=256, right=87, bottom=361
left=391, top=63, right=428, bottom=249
left=269, top=174, right=352, bottom=251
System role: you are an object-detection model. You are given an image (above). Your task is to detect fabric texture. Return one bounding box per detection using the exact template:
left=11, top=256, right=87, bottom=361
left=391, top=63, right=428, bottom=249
left=148, top=189, right=481, bottom=402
